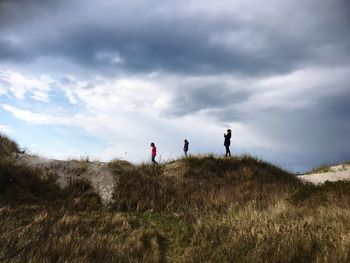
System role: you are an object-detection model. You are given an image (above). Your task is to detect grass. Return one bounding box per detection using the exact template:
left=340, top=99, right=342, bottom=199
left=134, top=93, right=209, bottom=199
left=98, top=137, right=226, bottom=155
left=307, top=164, right=333, bottom=174
left=0, top=134, right=21, bottom=159
left=306, top=160, right=350, bottom=174
left=109, top=155, right=300, bottom=214
left=2, top=135, right=350, bottom=262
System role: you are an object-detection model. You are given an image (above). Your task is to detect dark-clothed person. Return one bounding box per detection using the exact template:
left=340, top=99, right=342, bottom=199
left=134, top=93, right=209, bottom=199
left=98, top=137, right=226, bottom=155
left=183, top=139, right=189, bottom=157
left=224, top=129, right=232, bottom=157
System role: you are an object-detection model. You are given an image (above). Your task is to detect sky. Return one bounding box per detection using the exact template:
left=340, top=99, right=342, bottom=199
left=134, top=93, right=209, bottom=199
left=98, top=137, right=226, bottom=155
left=0, top=0, right=349, bottom=172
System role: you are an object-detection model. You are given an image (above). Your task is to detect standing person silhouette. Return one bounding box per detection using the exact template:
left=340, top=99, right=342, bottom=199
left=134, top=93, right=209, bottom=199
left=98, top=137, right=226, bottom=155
left=183, top=139, right=189, bottom=157
left=150, top=142, right=158, bottom=165
left=224, top=129, right=232, bottom=157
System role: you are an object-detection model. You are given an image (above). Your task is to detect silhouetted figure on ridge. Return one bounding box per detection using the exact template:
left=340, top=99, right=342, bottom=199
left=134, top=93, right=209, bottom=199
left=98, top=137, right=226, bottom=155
left=224, top=129, right=231, bottom=157
left=183, top=139, right=189, bottom=157
left=150, top=142, right=158, bottom=165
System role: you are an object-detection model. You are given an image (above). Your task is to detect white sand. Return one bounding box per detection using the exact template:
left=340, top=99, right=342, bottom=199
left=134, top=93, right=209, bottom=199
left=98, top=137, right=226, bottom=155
left=15, top=154, right=115, bottom=203
left=299, top=164, right=350, bottom=185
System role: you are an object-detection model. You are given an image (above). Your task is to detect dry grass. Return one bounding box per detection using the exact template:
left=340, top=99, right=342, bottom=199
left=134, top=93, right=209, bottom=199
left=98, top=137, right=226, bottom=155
left=110, top=155, right=300, bottom=214
left=0, top=134, right=21, bottom=159
left=307, top=164, right=333, bottom=174
left=0, top=206, right=165, bottom=262
left=2, top=136, right=350, bottom=262
left=185, top=202, right=350, bottom=262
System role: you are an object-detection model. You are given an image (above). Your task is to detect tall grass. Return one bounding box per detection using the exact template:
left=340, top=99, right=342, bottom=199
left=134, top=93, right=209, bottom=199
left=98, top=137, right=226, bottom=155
left=0, top=133, right=21, bottom=159
left=2, top=136, right=350, bottom=262
left=110, top=155, right=300, bottom=214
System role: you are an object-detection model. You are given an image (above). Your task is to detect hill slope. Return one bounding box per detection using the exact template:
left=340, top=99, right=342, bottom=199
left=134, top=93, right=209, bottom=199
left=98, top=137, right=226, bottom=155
left=2, top=135, right=350, bottom=262
left=15, top=154, right=115, bottom=202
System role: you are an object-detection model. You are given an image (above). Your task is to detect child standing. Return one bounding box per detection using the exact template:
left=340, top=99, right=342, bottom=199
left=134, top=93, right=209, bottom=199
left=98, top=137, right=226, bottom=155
left=150, top=142, right=158, bottom=165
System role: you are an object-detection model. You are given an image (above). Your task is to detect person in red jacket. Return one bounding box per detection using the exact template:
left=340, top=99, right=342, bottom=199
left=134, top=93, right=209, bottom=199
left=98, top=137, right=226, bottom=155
left=150, top=142, right=158, bottom=165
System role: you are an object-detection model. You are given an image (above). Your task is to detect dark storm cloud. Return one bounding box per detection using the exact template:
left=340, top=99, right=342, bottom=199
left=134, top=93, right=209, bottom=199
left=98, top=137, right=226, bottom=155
left=0, top=0, right=349, bottom=76
left=213, top=84, right=350, bottom=170
left=0, top=37, right=32, bottom=62
left=1, top=0, right=350, bottom=171
left=161, top=83, right=250, bottom=117
left=263, top=93, right=350, bottom=169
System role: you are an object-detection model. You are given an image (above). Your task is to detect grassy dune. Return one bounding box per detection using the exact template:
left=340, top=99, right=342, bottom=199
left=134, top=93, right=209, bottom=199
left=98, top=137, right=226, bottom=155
left=1, top=135, right=350, bottom=262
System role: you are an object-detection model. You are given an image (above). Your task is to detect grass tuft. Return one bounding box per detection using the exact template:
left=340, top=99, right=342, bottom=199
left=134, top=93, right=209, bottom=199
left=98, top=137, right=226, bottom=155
left=0, top=133, right=21, bottom=159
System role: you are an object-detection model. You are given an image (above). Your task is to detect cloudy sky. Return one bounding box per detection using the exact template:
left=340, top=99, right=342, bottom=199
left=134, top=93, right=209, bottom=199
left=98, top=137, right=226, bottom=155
left=0, top=0, right=349, bottom=172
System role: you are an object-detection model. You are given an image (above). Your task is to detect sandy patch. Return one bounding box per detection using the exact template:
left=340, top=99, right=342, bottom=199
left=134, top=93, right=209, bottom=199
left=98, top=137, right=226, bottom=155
left=299, top=164, right=350, bottom=185
left=15, top=154, right=115, bottom=203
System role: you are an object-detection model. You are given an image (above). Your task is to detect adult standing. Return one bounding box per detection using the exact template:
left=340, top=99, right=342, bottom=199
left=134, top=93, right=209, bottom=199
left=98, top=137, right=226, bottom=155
left=224, top=129, right=232, bottom=157
left=183, top=139, right=189, bottom=157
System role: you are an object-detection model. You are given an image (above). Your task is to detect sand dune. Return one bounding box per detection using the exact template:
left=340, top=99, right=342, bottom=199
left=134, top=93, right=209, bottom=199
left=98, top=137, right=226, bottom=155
left=14, top=152, right=350, bottom=201
left=15, top=154, right=115, bottom=203
left=299, top=164, right=350, bottom=184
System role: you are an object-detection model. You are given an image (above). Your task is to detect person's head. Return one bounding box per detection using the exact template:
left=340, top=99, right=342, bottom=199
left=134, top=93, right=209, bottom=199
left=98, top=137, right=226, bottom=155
left=227, top=129, right=231, bottom=133
left=184, top=139, right=188, bottom=142
left=150, top=142, right=155, bottom=147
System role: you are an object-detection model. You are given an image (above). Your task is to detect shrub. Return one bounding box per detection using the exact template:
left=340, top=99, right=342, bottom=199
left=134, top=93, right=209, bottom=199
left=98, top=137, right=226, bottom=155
left=0, top=159, right=101, bottom=208
left=0, top=133, right=21, bottom=159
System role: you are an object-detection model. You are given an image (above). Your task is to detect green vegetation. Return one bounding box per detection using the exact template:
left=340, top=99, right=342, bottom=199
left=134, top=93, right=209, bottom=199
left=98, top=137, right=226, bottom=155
left=0, top=134, right=21, bottom=159
left=307, top=161, right=350, bottom=174
left=307, top=164, right=333, bottom=174
left=2, top=135, right=350, bottom=262
left=71, top=162, right=89, bottom=176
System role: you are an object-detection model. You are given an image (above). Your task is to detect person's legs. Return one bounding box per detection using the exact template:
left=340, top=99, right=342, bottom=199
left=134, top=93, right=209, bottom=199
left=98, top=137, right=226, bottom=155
left=152, top=156, right=158, bottom=165
left=225, top=145, right=231, bottom=157
left=184, top=150, right=188, bottom=158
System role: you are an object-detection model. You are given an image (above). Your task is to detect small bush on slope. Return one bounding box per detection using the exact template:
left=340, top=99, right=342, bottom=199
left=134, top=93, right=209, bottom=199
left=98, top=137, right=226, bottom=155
left=306, top=161, right=350, bottom=174
left=0, top=159, right=60, bottom=204
left=307, top=164, right=333, bottom=174
left=0, top=133, right=21, bottom=159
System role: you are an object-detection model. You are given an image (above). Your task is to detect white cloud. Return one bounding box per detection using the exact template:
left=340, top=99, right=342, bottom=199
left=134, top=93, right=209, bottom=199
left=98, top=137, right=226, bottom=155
left=0, top=86, right=8, bottom=95
left=1, top=99, right=273, bottom=162
left=0, top=124, right=13, bottom=134
left=60, top=75, right=166, bottom=112
left=2, top=104, right=70, bottom=125
left=31, top=90, right=50, bottom=102
left=65, top=89, right=79, bottom=104
left=0, top=70, right=53, bottom=102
